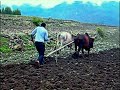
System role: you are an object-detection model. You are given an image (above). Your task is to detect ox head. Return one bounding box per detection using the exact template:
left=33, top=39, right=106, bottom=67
left=89, top=37, right=95, bottom=48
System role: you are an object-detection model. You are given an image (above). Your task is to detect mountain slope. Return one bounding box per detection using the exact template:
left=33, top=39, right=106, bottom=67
left=8, top=1, right=119, bottom=26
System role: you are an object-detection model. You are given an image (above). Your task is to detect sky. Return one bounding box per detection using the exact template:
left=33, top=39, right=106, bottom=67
left=1, top=0, right=119, bottom=26
left=1, top=0, right=120, bottom=8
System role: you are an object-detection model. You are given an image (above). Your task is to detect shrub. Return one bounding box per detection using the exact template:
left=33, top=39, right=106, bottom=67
left=32, top=17, right=44, bottom=26
left=96, top=27, right=105, bottom=38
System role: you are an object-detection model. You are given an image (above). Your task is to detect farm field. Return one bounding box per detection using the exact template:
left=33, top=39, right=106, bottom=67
left=0, top=14, right=120, bottom=90
left=0, top=48, right=120, bottom=90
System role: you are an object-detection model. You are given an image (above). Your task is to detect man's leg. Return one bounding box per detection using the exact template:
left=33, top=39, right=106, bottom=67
left=35, top=42, right=45, bottom=65
left=38, top=43, right=45, bottom=65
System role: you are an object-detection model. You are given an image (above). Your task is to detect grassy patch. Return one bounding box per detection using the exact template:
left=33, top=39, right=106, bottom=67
left=96, top=27, right=105, bottom=38
left=0, top=35, right=12, bottom=53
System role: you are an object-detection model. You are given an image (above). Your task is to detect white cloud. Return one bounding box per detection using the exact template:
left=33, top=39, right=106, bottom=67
left=1, top=0, right=120, bottom=8
left=81, top=0, right=120, bottom=6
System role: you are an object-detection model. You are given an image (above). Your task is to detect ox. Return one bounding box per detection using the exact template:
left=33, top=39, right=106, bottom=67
left=57, top=32, right=73, bottom=49
left=73, top=33, right=95, bottom=57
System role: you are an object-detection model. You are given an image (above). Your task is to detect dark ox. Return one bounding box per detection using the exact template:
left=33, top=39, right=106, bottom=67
left=73, top=33, right=94, bottom=57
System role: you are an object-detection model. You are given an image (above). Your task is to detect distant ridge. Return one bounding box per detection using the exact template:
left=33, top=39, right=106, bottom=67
left=1, top=1, right=117, bottom=26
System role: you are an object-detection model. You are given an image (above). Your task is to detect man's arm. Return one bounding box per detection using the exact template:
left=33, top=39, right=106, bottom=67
left=31, top=35, right=34, bottom=42
left=44, top=30, right=49, bottom=41
left=31, top=28, right=37, bottom=42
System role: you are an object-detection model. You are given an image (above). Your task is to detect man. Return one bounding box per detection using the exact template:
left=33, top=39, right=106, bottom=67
left=31, top=23, right=49, bottom=65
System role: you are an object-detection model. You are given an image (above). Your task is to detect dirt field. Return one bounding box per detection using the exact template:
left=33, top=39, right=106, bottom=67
left=0, top=48, right=120, bottom=90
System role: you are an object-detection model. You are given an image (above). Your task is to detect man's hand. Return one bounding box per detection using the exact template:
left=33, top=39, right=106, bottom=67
left=31, top=39, right=34, bottom=42
left=50, top=38, right=54, bottom=40
left=31, top=35, right=34, bottom=42
left=31, top=39, right=35, bottom=44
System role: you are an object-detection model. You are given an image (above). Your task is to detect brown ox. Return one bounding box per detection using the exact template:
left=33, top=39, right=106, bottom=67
left=73, top=33, right=95, bottom=57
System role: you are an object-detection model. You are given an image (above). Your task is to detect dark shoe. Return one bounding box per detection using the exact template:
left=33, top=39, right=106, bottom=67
left=34, top=61, right=40, bottom=68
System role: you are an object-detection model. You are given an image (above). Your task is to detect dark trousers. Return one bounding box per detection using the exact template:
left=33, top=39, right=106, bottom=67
left=35, top=42, right=45, bottom=65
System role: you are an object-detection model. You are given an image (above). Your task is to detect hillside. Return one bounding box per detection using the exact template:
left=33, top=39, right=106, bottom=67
left=1, top=14, right=117, bottom=35
left=0, top=14, right=119, bottom=64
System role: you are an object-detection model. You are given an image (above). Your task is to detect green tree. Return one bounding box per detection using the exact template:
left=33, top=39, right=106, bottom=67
left=13, top=9, right=21, bottom=15
left=4, top=7, right=12, bottom=14
left=0, top=8, right=1, bottom=13
left=2, top=8, right=5, bottom=14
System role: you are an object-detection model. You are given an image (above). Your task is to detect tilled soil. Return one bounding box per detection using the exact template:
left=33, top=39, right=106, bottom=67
left=0, top=48, right=120, bottom=90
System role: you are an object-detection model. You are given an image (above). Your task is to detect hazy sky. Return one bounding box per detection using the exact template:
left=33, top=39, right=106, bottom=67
left=1, top=0, right=120, bottom=8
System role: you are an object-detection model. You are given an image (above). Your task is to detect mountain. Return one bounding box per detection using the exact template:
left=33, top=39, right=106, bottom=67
left=3, top=1, right=120, bottom=26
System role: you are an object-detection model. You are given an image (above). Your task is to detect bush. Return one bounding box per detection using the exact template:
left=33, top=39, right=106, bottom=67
left=96, top=27, right=105, bottom=38
left=32, top=17, right=44, bottom=26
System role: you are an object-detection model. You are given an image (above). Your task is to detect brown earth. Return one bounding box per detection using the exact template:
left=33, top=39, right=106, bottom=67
left=0, top=48, right=120, bottom=90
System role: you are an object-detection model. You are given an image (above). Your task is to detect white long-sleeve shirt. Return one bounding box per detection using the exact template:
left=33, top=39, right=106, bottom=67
left=31, top=26, right=49, bottom=43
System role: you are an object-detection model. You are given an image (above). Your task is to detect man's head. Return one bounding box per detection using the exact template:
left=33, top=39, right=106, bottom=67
left=85, top=33, right=89, bottom=36
left=41, top=23, right=46, bottom=27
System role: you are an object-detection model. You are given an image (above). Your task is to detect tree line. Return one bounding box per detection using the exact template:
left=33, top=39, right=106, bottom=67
left=0, top=6, right=21, bottom=15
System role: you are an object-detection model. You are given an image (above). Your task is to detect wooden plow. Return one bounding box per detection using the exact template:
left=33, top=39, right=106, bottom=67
left=45, top=41, right=74, bottom=63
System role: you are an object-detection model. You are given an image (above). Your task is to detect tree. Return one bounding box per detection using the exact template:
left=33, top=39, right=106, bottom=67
left=2, top=8, right=5, bottom=14
left=1, top=6, right=21, bottom=15
left=4, top=7, right=12, bottom=14
left=13, top=9, right=21, bottom=15
left=0, top=8, right=1, bottom=13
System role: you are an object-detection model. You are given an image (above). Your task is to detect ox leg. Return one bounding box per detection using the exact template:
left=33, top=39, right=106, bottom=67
left=75, top=44, right=77, bottom=52
left=60, top=39, right=63, bottom=47
left=72, top=46, right=79, bottom=59
left=60, top=39, right=65, bottom=51
left=73, top=44, right=79, bottom=58
left=68, top=44, right=73, bottom=50
left=78, top=47, right=81, bottom=52
left=77, top=47, right=81, bottom=56
left=57, top=42, right=59, bottom=47
left=88, top=48, right=90, bottom=56
left=67, top=45, right=72, bottom=53
left=82, top=48, right=84, bottom=54
left=81, top=48, right=84, bottom=58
